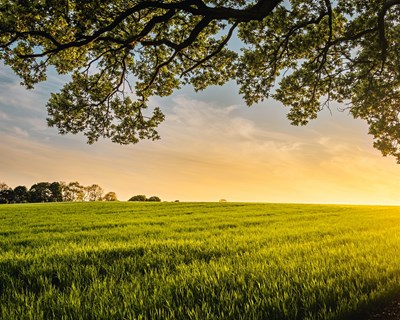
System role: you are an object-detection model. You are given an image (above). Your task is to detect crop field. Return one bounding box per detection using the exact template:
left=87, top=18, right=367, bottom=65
left=1, top=202, right=400, bottom=319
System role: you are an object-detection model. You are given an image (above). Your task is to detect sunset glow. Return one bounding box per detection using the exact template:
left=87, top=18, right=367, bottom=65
left=1, top=65, right=400, bottom=204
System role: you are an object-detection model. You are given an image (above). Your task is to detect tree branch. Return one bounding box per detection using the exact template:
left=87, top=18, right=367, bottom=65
left=378, top=0, right=400, bottom=62
left=181, top=21, right=239, bottom=76
left=14, top=0, right=284, bottom=59
left=143, top=16, right=213, bottom=92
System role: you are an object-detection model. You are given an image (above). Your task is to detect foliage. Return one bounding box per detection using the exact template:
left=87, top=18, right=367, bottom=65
left=29, top=182, right=53, bottom=203
left=0, top=188, right=13, bottom=204
left=13, top=186, right=29, bottom=203
left=0, top=181, right=112, bottom=204
left=1, top=1, right=400, bottom=161
left=103, top=191, right=118, bottom=201
left=128, top=194, right=147, bottom=202
left=128, top=195, right=162, bottom=202
left=61, top=181, right=84, bottom=202
left=0, top=182, right=9, bottom=191
left=1, top=202, right=400, bottom=319
left=0, top=182, right=11, bottom=204
left=147, top=196, right=161, bottom=202
left=29, top=182, right=64, bottom=203
left=84, top=184, right=104, bottom=201
left=49, top=182, right=63, bottom=202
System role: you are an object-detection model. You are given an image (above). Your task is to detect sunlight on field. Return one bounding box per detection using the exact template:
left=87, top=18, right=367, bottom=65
left=1, top=202, right=400, bottom=319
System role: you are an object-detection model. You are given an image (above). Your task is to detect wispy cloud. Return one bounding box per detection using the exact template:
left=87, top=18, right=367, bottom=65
left=0, top=111, right=9, bottom=120
left=12, top=127, right=29, bottom=138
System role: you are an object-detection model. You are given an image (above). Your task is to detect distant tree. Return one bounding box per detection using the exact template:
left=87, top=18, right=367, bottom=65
left=103, top=192, right=118, bottom=201
left=147, top=196, right=161, bottom=202
left=49, top=182, right=63, bottom=202
left=0, top=182, right=14, bottom=204
left=59, top=181, right=68, bottom=200
left=0, top=189, right=14, bottom=204
left=29, top=182, right=52, bottom=203
left=13, top=186, right=29, bottom=203
left=62, top=181, right=84, bottom=202
left=84, top=184, right=104, bottom=201
left=29, top=182, right=64, bottom=203
left=129, top=195, right=147, bottom=202
left=0, top=182, right=9, bottom=204
left=0, top=182, right=9, bottom=191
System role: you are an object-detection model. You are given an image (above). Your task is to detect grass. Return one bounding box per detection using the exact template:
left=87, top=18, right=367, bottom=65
left=1, top=202, right=400, bottom=319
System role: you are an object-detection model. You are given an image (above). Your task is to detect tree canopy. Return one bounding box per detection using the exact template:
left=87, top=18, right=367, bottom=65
left=129, top=195, right=148, bottom=202
left=104, top=191, right=118, bottom=201
left=1, top=1, right=400, bottom=160
left=128, top=194, right=162, bottom=202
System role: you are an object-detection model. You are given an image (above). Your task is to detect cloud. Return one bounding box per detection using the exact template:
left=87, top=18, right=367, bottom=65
left=12, top=127, right=29, bottom=138
left=0, top=111, right=9, bottom=120
left=0, top=66, right=74, bottom=145
left=159, top=95, right=305, bottom=159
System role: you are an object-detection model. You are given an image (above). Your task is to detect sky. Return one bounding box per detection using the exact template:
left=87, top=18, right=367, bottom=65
left=1, top=63, right=400, bottom=204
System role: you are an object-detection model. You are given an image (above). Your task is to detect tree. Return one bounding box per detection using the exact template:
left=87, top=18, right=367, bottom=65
left=29, top=181, right=65, bottom=203
left=0, top=182, right=9, bottom=191
left=84, top=184, right=104, bottom=201
left=129, top=195, right=147, bottom=202
left=1, top=1, right=400, bottom=161
left=0, top=189, right=14, bottom=204
left=62, top=181, right=84, bottom=202
left=49, top=182, right=63, bottom=202
left=103, top=192, right=118, bottom=201
left=29, top=182, right=52, bottom=203
left=0, top=183, right=14, bottom=204
left=147, top=196, right=161, bottom=202
left=13, top=185, right=29, bottom=203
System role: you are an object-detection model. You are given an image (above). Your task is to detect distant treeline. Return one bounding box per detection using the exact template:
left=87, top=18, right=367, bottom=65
left=0, top=181, right=117, bottom=204
left=128, top=195, right=161, bottom=202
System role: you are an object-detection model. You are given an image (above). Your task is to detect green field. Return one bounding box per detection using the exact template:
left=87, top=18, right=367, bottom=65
left=1, top=202, right=400, bottom=319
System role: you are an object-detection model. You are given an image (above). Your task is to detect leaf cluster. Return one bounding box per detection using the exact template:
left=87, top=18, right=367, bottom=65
left=1, top=0, right=400, bottom=160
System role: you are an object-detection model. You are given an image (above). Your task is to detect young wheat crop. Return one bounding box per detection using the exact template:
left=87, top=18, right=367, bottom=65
left=0, top=202, right=400, bottom=319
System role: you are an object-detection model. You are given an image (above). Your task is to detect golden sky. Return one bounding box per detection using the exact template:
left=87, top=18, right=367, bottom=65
left=1, top=65, right=400, bottom=204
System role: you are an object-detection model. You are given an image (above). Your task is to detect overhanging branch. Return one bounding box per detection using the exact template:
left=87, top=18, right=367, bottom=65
left=378, top=0, right=400, bottom=62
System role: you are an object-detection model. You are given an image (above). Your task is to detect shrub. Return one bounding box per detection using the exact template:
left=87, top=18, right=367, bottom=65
left=104, top=192, right=118, bottom=201
left=147, top=196, right=161, bottom=202
left=128, top=195, right=147, bottom=202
